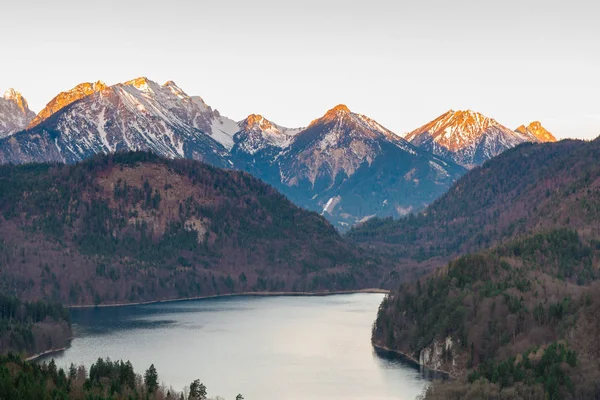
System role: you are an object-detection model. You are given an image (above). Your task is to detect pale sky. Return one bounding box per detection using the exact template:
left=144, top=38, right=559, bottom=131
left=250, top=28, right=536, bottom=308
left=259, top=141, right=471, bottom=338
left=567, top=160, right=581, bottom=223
left=2, top=0, right=599, bottom=139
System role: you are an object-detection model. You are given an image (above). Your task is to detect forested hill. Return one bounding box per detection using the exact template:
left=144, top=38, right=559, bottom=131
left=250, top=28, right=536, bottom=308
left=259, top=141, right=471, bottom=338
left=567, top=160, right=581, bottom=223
left=369, top=135, right=600, bottom=399
left=0, top=152, right=383, bottom=306
left=0, top=294, right=71, bottom=357
left=348, top=138, right=600, bottom=267
left=373, top=229, right=600, bottom=399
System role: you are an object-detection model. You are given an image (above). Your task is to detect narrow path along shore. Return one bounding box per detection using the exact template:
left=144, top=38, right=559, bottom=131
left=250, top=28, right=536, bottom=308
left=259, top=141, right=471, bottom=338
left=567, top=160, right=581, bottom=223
left=25, top=345, right=71, bottom=362
left=68, top=288, right=390, bottom=309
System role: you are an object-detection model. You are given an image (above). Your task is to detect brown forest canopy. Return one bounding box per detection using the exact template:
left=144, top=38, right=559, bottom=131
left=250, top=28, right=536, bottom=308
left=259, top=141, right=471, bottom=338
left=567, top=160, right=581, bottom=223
left=0, top=151, right=388, bottom=306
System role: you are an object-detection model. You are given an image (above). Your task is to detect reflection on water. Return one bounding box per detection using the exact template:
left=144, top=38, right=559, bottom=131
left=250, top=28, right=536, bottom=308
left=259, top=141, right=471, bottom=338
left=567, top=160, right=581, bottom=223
left=41, top=294, right=432, bottom=400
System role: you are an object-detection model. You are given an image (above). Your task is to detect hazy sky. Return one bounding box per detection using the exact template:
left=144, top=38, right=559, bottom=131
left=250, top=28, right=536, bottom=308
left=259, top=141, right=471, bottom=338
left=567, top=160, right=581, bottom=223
left=2, top=0, right=599, bottom=139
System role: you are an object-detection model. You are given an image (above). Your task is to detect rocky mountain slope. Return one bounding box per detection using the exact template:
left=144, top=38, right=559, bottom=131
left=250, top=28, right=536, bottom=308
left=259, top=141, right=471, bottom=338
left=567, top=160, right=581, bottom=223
left=270, top=105, right=466, bottom=228
left=0, top=152, right=387, bottom=305
left=27, top=81, right=107, bottom=129
left=0, top=89, right=36, bottom=138
left=230, top=114, right=303, bottom=198
left=404, top=110, right=555, bottom=168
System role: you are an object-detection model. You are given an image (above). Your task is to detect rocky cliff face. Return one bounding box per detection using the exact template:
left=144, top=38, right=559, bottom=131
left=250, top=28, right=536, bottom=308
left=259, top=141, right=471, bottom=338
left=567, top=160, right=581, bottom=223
left=418, top=336, right=466, bottom=376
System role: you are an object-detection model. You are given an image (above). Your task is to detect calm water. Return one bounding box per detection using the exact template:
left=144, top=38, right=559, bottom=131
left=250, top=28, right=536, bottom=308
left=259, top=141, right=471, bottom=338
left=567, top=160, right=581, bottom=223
left=41, top=293, right=430, bottom=400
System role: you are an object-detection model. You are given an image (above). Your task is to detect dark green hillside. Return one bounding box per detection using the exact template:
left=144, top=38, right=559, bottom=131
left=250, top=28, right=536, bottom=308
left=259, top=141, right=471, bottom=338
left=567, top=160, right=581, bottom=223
left=349, top=139, right=600, bottom=269
left=0, top=152, right=384, bottom=305
left=373, top=230, right=600, bottom=399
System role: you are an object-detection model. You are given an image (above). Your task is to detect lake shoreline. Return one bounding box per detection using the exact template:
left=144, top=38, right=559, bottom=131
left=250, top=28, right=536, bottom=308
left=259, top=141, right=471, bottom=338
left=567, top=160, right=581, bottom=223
left=372, top=343, right=452, bottom=378
left=25, top=345, right=71, bottom=362
left=67, top=288, right=389, bottom=309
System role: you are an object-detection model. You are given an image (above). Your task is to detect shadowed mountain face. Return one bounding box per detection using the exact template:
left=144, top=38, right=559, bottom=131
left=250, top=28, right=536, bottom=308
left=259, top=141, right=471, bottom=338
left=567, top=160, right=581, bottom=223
left=405, top=110, right=556, bottom=168
left=234, top=105, right=466, bottom=229
left=0, top=152, right=390, bottom=305
left=348, top=138, right=600, bottom=274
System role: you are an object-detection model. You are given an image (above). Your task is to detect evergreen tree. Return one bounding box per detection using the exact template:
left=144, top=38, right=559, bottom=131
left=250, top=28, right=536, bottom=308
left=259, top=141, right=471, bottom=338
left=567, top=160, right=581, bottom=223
left=189, top=379, right=207, bottom=400
left=144, top=364, right=159, bottom=394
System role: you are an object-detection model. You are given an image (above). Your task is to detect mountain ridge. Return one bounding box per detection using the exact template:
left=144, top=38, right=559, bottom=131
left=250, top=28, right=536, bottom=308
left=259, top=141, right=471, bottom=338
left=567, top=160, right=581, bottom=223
left=404, top=109, right=556, bottom=168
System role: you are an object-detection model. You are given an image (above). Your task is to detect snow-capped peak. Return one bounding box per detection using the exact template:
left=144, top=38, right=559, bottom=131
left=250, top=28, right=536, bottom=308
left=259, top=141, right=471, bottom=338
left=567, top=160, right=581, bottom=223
left=327, top=104, right=351, bottom=114
left=0, top=88, right=36, bottom=138
left=3, top=88, right=30, bottom=113
left=405, top=109, right=513, bottom=150
left=162, top=80, right=189, bottom=99
left=233, top=114, right=302, bottom=154
left=405, top=109, right=540, bottom=168
left=320, top=104, right=351, bottom=120
left=3, top=88, right=20, bottom=101
left=515, top=121, right=557, bottom=143
left=305, top=104, right=403, bottom=146
left=123, top=77, right=156, bottom=92
left=240, top=114, right=277, bottom=132
left=28, top=81, right=108, bottom=128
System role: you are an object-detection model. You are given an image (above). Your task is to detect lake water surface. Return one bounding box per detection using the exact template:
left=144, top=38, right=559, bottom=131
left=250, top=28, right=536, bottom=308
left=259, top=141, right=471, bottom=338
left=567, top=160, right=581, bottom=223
left=41, top=293, right=430, bottom=400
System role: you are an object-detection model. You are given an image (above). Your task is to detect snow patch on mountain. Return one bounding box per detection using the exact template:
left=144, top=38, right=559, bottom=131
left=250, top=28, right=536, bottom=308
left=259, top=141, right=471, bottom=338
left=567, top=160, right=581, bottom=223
left=233, top=114, right=302, bottom=155
left=322, top=196, right=341, bottom=215
left=211, top=116, right=241, bottom=150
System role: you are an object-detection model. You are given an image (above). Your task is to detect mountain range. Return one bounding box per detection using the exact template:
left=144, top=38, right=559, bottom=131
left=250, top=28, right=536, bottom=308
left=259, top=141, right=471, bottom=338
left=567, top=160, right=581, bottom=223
left=0, top=78, right=556, bottom=229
